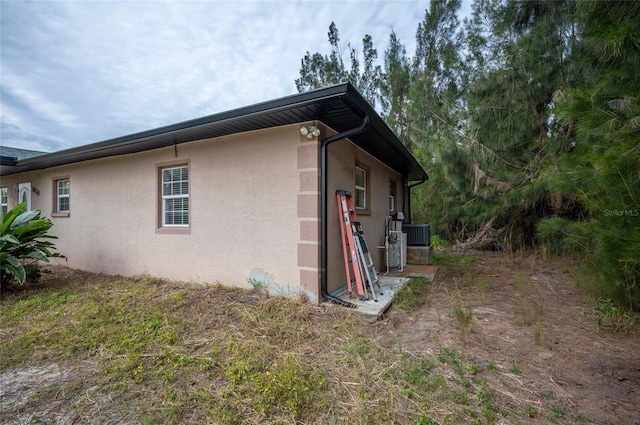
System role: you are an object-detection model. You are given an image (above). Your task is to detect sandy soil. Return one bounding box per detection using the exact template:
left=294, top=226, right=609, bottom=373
left=1, top=251, right=639, bottom=424
left=379, top=251, right=640, bottom=424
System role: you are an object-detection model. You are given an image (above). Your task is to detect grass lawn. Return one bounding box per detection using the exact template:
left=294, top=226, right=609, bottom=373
left=2, top=266, right=501, bottom=425
left=4, top=251, right=637, bottom=424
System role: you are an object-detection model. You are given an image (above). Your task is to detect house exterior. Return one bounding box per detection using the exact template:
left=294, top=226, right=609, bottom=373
left=0, top=147, right=47, bottom=214
left=0, top=83, right=427, bottom=304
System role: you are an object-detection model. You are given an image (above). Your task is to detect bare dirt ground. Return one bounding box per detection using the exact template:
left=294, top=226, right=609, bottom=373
left=378, top=250, right=640, bottom=424
left=1, top=250, right=639, bottom=424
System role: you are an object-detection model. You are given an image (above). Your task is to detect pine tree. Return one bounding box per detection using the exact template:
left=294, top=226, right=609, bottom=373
left=539, top=0, right=640, bottom=308
left=379, top=31, right=411, bottom=144
left=295, top=22, right=381, bottom=108
left=295, top=22, right=348, bottom=92
left=452, top=0, right=580, bottom=248
left=405, top=0, right=470, bottom=235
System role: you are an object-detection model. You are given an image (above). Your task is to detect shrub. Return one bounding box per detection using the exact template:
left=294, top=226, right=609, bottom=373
left=1, top=202, right=64, bottom=290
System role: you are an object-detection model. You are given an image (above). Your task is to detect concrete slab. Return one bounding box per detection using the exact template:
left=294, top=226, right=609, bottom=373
left=322, top=264, right=438, bottom=318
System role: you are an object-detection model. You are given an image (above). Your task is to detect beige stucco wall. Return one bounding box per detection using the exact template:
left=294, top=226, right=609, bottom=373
left=1, top=122, right=404, bottom=303
left=1, top=125, right=320, bottom=300
left=326, top=138, right=403, bottom=295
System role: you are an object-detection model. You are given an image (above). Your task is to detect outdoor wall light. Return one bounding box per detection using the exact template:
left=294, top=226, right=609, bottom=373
left=300, top=125, right=321, bottom=138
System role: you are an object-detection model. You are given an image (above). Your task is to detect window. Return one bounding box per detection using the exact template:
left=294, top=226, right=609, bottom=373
left=57, top=180, right=70, bottom=212
left=1, top=187, right=7, bottom=215
left=52, top=177, right=70, bottom=216
left=355, top=165, right=367, bottom=210
left=389, top=180, right=396, bottom=212
left=161, top=165, right=189, bottom=227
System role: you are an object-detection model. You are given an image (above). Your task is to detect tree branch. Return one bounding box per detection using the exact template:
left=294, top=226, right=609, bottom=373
left=424, top=104, right=529, bottom=171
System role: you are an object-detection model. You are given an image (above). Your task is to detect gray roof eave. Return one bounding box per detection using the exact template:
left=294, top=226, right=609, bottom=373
left=2, top=83, right=428, bottom=181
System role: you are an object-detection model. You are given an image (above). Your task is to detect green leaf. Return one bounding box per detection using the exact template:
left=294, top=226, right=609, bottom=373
left=9, top=209, right=40, bottom=230
left=0, top=234, right=20, bottom=245
left=4, top=254, right=21, bottom=267
left=0, top=202, right=26, bottom=234
left=1, top=255, right=26, bottom=283
left=0, top=201, right=63, bottom=284
left=36, top=246, right=53, bottom=257
left=12, top=219, right=53, bottom=237
left=26, top=251, right=49, bottom=262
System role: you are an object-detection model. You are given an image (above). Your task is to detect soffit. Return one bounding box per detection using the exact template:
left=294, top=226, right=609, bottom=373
left=1, top=83, right=427, bottom=181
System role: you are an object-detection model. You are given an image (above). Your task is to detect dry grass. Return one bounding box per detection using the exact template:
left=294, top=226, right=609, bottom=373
left=1, top=266, right=501, bottom=424
left=3, top=252, right=638, bottom=425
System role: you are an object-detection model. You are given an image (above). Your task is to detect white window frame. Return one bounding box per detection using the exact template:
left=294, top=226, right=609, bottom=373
left=161, top=165, right=189, bottom=227
left=355, top=165, right=367, bottom=210
left=1, top=187, right=7, bottom=215
left=52, top=177, right=70, bottom=217
left=57, top=179, right=70, bottom=212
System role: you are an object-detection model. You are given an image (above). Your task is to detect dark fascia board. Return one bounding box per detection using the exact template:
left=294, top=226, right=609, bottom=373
left=2, top=83, right=428, bottom=181
left=0, top=156, right=18, bottom=166
left=339, top=84, right=427, bottom=181
left=7, top=84, right=350, bottom=170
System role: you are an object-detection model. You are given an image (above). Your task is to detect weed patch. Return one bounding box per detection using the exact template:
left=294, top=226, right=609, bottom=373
left=593, top=297, right=638, bottom=332
left=1, top=257, right=623, bottom=424
left=0, top=268, right=508, bottom=424
left=393, top=276, right=432, bottom=311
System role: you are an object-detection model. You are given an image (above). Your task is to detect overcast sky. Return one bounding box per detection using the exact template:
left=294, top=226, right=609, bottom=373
left=1, top=0, right=471, bottom=153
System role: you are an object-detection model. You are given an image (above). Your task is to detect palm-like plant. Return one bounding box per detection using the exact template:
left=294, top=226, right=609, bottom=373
left=1, top=202, right=64, bottom=288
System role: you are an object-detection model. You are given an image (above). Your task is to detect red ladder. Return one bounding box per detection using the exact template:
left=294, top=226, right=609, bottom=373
left=336, top=190, right=382, bottom=301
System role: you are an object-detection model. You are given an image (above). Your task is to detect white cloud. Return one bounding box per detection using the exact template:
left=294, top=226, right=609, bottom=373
left=0, top=0, right=455, bottom=152
left=1, top=70, right=83, bottom=130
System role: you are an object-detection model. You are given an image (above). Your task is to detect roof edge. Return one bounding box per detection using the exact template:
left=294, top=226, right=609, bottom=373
left=8, top=83, right=353, bottom=173
left=1, top=82, right=427, bottom=181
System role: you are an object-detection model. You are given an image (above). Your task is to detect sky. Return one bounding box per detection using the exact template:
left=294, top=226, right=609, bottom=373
left=1, top=0, right=471, bottom=153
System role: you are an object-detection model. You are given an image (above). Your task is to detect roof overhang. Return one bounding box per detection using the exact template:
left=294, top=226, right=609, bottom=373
left=1, top=83, right=428, bottom=181
left=1, top=156, right=18, bottom=167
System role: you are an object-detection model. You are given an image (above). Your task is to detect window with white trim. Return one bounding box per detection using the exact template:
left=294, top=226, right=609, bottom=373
left=52, top=177, right=70, bottom=216
left=161, top=165, right=189, bottom=226
left=57, top=179, right=70, bottom=212
left=355, top=165, right=367, bottom=210
left=1, top=187, right=7, bottom=215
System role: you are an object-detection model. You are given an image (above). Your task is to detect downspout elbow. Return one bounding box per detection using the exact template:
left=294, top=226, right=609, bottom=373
left=320, top=115, right=370, bottom=308
left=408, top=177, right=427, bottom=189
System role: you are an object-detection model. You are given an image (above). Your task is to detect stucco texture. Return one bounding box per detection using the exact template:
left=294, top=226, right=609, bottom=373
left=1, top=123, right=404, bottom=303
left=1, top=126, right=307, bottom=296
left=326, top=139, right=403, bottom=295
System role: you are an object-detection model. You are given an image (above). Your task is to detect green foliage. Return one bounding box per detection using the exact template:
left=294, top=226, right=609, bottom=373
left=459, top=256, right=479, bottom=266
left=252, top=353, right=325, bottom=418
left=509, top=360, right=522, bottom=376
left=536, top=217, right=589, bottom=256
left=393, top=276, right=432, bottom=311
left=295, top=0, right=640, bottom=310
left=295, top=21, right=381, bottom=108
left=548, top=405, right=564, bottom=422
left=380, top=30, right=412, bottom=143
left=1, top=202, right=64, bottom=288
left=541, top=0, right=640, bottom=309
left=413, top=416, right=439, bottom=425
left=453, top=306, right=474, bottom=344
left=593, top=298, right=638, bottom=332
left=430, top=234, right=449, bottom=249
